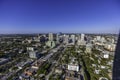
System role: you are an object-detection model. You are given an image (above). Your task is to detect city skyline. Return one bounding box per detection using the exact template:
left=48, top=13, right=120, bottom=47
left=0, top=0, right=120, bottom=34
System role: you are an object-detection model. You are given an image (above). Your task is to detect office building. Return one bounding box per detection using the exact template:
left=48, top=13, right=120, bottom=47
left=49, top=33, right=53, bottom=41
left=113, top=32, right=120, bottom=80
left=46, top=41, right=55, bottom=48
left=56, top=33, right=59, bottom=43
left=46, top=33, right=55, bottom=48
left=77, top=33, right=86, bottom=45
left=101, top=37, right=106, bottom=42
left=64, top=34, right=69, bottom=44
left=96, top=36, right=101, bottom=41
left=81, top=34, right=85, bottom=41
left=71, top=35, right=75, bottom=45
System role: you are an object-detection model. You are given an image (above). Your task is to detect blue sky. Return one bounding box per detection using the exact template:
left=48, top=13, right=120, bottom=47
left=0, top=0, right=120, bottom=34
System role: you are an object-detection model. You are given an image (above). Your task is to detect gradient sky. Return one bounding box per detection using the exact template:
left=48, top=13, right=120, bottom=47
left=0, top=0, right=120, bottom=34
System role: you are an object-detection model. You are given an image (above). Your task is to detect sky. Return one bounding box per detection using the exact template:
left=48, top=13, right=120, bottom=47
left=0, top=0, right=120, bottom=34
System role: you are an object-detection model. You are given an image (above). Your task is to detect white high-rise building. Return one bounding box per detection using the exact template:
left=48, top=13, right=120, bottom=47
left=81, top=34, right=85, bottom=41
left=49, top=33, right=53, bottom=41
left=71, top=35, right=75, bottom=45
left=101, top=37, right=106, bottom=43
left=46, top=33, right=56, bottom=48
left=96, top=36, right=101, bottom=41
left=77, top=35, right=81, bottom=45
left=64, top=35, right=69, bottom=44
left=77, top=34, right=86, bottom=45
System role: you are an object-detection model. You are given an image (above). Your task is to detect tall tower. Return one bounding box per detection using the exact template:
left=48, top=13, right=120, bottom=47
left=64, top=35, right=69, bottom=44
left=81, top=34, right=85, bottom=41
left=113, top=32, right=120, bottom=80
left=46, top=33, right=55, bottom=48
left=49, top=33, right=53, bottom=41
left=71, top=35, right=75, bottom=45
left=56, top=33, right=59, bottom=43
left=78, top=34, right=81, bottom=40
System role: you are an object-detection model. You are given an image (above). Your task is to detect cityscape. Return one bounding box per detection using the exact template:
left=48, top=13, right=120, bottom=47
left=0, top=0, right=120, bottom=80
left=0, top=33, right=117, bottom=80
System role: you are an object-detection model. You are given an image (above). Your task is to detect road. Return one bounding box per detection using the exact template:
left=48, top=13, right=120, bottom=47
left=2, top=45, right=64, bottom=80
left=45, top=45, right=66, bottom=80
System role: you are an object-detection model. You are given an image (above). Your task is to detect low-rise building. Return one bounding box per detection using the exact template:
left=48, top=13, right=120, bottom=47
left=55, top=68, right=62, bottom=74
left=94, top=69, right=100, bottom=74
left=104, top=43, right=116, bottom=51
left=0, top=58, right=9, bottom=65
left=68, top=58, right=79, bottom=72
left=27, top=47, right=35, bottom=51
left=102, top=51, right=109, bottom=59
left=68, top=65, right=79, bottom=72
left=29, top=51, right=40, bottom=59
left=65, top=76, right=80, bottom=80
left=100, top=65, right=106, bottom=69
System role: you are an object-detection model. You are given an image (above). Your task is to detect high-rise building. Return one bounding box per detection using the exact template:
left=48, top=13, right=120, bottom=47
left=101, top=37, right=106, bottom=43
left=77, top=34, right=81, bottom=45
left=37, top=34, right=41, bottom=39
left=49, top=33, right=53, bottom=41
left=56, top=33, right=59, bottom=43
left=96, top=36, right=101, bottom=41
left=112, top=32, right=120, bottom=80
left=46, top=33, right=56, bottom=48
left=46, top=41, right=55, bottom=48
left=78, top=34, right=81, bottom=40
left=77, top=34, right=86, bottom=45
left=71, top=35, right=75, bottom=45
left=81, top=34, right=85, bottom=41
left=85, top=43, right=92, bottom=53
left=64, top=35, right=69, bottom=44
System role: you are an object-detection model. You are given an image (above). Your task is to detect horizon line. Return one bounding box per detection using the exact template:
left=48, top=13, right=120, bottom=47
left=0, top=32, right=118, bottom=35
